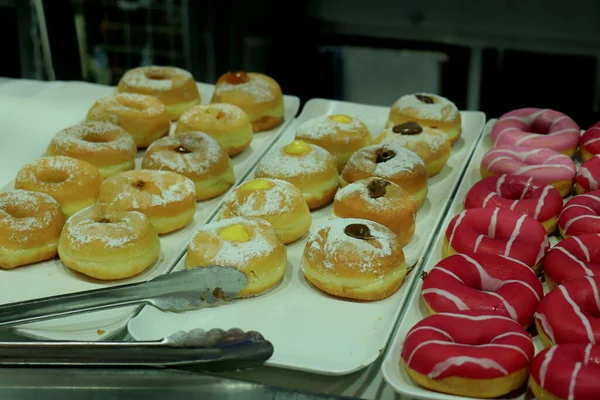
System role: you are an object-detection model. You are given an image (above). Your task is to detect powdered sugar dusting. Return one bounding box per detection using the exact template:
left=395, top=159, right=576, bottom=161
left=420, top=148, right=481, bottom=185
left=335, top=178, right=395, bottom=212
left=51, top=121, right=136, bottom=152
left=295, top=116, right=364, bottom=141
left=121, top=66, right=192, bottom=91
left=223, top=179, right=298, bottom=217
left=392, top=93, right=459, bottom=122
left=215, top=77, right=275, bottom=103
left=255, top=143, right=335, bottom=178
left=345, top=143, right=424, bottom=178
left=88, top=93, right=164, bottom=120
left=381, top=126, right=448, bottom=152
left=180, top=103, right=247, bottom=126
left=16, top=156, right=95, bottom=187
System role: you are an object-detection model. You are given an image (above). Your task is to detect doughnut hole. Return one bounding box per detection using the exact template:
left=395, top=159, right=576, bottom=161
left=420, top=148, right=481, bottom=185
left=145, top=71, right=168, bottom=80
left=83, top=131, right=117, bottom=143
left=38, top=170, right=69, bottom=184
left=3, top=205, right=36, bottom=219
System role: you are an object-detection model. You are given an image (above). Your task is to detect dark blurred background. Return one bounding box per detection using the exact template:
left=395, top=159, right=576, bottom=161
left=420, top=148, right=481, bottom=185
left=1, top=0, right=600, bottom=126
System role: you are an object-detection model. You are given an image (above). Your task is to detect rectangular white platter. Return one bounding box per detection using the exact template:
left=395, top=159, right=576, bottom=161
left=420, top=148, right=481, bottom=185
left=0, top=80, right=300, bottom=341
left=127, top=98, right=486, bottom=375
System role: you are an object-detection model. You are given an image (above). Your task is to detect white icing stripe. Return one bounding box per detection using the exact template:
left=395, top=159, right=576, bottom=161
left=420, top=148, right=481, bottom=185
left=428, top=356, right=508, bottom=379
left=490, top=331, right=532, bottom=342
left=546, top=154, right=568, bottom=162
left=459, top=254, right=503, bottom=291
left=504, top=214, right=526, bottom=258
left=558, top=285, right=596, bottom=344
left=520, top=177, right=533, bottom=199
left=405, top=326, right=454, bottom=343
left=539, top=345, right=557, bottom=387
left=564, top=214, right=600, bottom=234
left=432, top=266, right=465, bottom=284
left=514, top=128, right=578, bottom=146
left=494, top=127, right=520, bottom=145
left=486, top=148, right=545, bottom=160
left=535, top=237, right=549, bottom=265
left=510, top=200, right=519, bottom=211
left=586, top=276, right=600, bottom=313
left=550, top=115, right=568, bottom=127
left=503, top=279, right=541, bottom=302
left=533, top=186, right=551, bottom=219
left=572, top=236, right=591, bottom=262
left=568, top=362, right=582, bottom=400
left=496, top=175, right=507, bottom=195
left=448, top=211, right=466, bottom=245
left=422, top=289, right=469, bottom=310
left=474, top=234, right=485, bottom=252
left=584, top=343, right=593, bottom=365
left=437, top=312, right=514, bottom=322
left=515, top=164, right=574, bottom=174
left=486, top=156, right=517, bottom=170
left=481, top=192, right=496, bottom=208
left=561, top=204, right=595, bottom=214
left=579, top=193, right=600, bottom=202
left=553, top=247, right=594, bottom=276
left=535, top=313, right=557, bottom=343
left=485, top=291, right=519, bottom=321
left=578, top=167, right=599, bottom=191
left=583, top=137, right=600, bottom=146
left=489, top=208, right=499, bottom=239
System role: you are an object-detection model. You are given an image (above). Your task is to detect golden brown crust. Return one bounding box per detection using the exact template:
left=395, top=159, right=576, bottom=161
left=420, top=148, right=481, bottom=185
left=252, top=115, right=284, bottom=132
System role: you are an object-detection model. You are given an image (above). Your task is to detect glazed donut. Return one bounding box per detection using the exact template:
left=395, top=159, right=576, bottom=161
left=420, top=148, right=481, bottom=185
left=332, top=177, right=416, bottom=246
left=99, top=170, right=196, bottom=235
left=530, top=343, right=600, bottom=400
left=254, top=140, right=339, bottom=210
left=301, top=218, right=405, bottom=301
left=374, top=121, right=451, bottom=177
left=86, top=93, right=170, bottom=148
left=444, top=207, right=550, bottom=272
left=388, top=93, right=462, bottom=144
left=141, top=132, right=235, bottom=201
left=544, top=234, right=600, bottom=289
left=464, top=174, right=563, bottom=234
left=46, top=121, right=137, bottom=178
left=401, top=311, right=534, bottom=398
left=14, top=156, right=102, bottom=218
left=58, top=203, right=160, bottom=280
left=557, top=191, right=600, bottom=238
left=0, top=190, right=65, bottom=269
left=211, top=71, right=284, bottom=132
left=116, top=66, right=201, bottom=120
left=580, top=123, right=600, bottom=161
left=421, top=253, right=543, bottom=327
left=535, top=276, right=600, bottom=348
left=186, top=217, right=287, bottom=297
left=480, top=145, right=576, bottom=197
left=340, top=143, right=428, bottom=209
left=294, top=114, right=372, bottom=172
left=175, top=103, right=253, bottom=156
left=575, top=155, right=600, bottom=194
left=218, top=178, right=311, bottom=244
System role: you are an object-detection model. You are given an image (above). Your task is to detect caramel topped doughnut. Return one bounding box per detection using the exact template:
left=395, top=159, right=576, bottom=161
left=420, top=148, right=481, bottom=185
left=46, top=121, right=136, bottom=178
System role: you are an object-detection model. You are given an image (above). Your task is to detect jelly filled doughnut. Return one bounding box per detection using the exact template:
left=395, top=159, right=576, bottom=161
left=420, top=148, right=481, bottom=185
left=388, top=93, right=462, bottom=144
left=464, top=174, right=563, bottom=234
left=46, top=121, right=137, bottom=178
left=535, top=276, right=600, bottom=348
left=558, top=191, right=600, bottom=238
left=186, top=217, right=287, bottom=297
left=444, top=207, right=550, bottom=272
left=0, top=190, right=65, bottom=269
left=401, top=311, right=534, bottom=398
left=491, top=108, right=580, bottom=157
left=211, top=71, right=284, bottom=132
left=544, top=234, right=600, bottom=288
left=340, top=143, right=428, bottom=209
left=530, top=343, right=600, bottom=400
left=254, top=140, right=339, bottom=210
left=422, top=253, right=543, bottom=327
left=480, top=145, right=576, bottom=197
left=116, top=66, right=201, bottom=120
left=15, top=156, right=102, bottom=218
left=580, top=123, right=600, bottom=161
left=301, top=218, right=406, bottom=301
left=575, top=155, right=600, bottom=194
left=58, top=203, right=160, bottom=280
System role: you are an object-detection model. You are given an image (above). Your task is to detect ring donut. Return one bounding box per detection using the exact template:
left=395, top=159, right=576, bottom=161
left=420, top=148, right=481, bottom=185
left=557, top=191, right=600, bottom=238
left=580, top=122, right=600, bottom=161
left=575, top=155, right=600, bottom=194
left=544, top=234, right=600, bottom=288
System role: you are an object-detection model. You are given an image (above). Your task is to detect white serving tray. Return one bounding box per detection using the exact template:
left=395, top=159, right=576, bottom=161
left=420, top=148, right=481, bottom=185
left=127, top=98, right=486, bottom=375
left=0, top=80, right=300, bottom=341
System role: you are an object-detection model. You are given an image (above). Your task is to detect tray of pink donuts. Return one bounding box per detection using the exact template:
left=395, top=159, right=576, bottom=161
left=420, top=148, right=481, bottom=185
left=0, top=66, right=300, bottom=342
left=383, top=109, right=600, bottom=400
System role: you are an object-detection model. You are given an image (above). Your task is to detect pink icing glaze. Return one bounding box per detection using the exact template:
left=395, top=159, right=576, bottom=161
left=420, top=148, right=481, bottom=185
left=544, top=234, right=600, bottom=286
left=576, top=155, right=600, bottom=192
left=581, top=123, right=600, bottom=156
left=491, top=108, right=580, bottom=152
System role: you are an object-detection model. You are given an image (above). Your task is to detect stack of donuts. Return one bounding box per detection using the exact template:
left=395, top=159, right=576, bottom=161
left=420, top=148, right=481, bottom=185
left=401, top=108, right=600, bottom=399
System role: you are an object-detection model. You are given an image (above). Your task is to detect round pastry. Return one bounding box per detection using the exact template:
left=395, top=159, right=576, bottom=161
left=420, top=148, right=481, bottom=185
left=332, top=177, right=416, bottom=246
left=340, top=143, right=428, bottom=209
left=480, top=145, right=576, bottom=197
left=375, top=121, right=451, bottom=177
left=387, top=93, right=462, bottom=144
left=86, top=93, right=170, bottom=148
left=175, top=103, right=253, bottom=156
left=99, top=170, right=196, bottom=235
left=491, top=108, right=580, bottom=157
left=575, top=155, right=600, bottom=194
left=294, top=114, right=372, bottom=172
left=0, top=190, right=65, bottom=269
left=580, top=123, right=600, bottom=161
left=186, top=217, right=287, bottom=297
left=210, top=71, right=284, bottom=132
left=301, top=218, right=405, bottom=301
left=401, top=311, right=534, bottom=398
left=14, top=156, right=102, bottom=218
left=444, top=207, right=550, bottom=272
left=544, top=234, right=600, bottom=288
left=254, top=140, right=338, bottom=210
left=45, top=121, right=137, bottom=178
left=141, top=132, right=235, bottom=201
left=218, top=178, right=311, bottom=244
left=58, top=203, right=160, bottom=280
left=558, top=191, right=600, bottom=238
left=116, top=66, right=201, bottom=120
left=530, top=344, right=600, bottom=400
left=535, top=276, right=600, bottom=348
left=422, top=253, right=543, bottom=327
left=464, top=174, right=563, bottom=234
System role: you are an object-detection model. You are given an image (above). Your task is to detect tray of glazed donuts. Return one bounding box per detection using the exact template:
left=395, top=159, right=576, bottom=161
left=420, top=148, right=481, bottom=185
left=382, top=109, right=600, bottom=399
left=127, top=94, right=486, bottom=374
left=0, top=67, right=300, bottom=341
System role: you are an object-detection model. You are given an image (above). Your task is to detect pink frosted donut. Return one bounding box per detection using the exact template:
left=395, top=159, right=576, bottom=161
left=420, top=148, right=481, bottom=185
left=580, top=122, right=600, bottom=161
left=575, top=155, right=600, bottom=194
left=481, top=145, right=576, bottom=197
left=557, top=191, right=600, bottom=238
left=491, top=108, right=580, bottom=156
left=544, top=233, right=600, bottom=288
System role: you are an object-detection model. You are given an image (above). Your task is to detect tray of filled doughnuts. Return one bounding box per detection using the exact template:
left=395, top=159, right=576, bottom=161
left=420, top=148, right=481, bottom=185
left=383, top=110, right=600, bottom=399
left=127, top=94, right=486, bottom=374
left=0, top=68, right=300, bottom=341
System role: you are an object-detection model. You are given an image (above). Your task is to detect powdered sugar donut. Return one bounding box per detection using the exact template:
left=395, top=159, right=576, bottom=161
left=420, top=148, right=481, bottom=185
left=465, top=174, right=562, bottom=234
left=401, top=311, right=534, bottom=398
left=481, top=145, right=576, bottom=197
left=422, top=253, right=543, bottom=327
left=580, top=122, right=600, bottom=161
left=491, top=108, right=580, bottom=156
left=575, top=155, right=600, bottom=194
left=558, top=191, right=600, bottom=238
left=544, top=234, right=600, bottom=288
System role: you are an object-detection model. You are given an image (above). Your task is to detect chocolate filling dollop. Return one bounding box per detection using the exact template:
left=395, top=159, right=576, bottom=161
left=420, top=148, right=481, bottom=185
left=416, top=94, right=434, bottom=104
left=376, top=148, right=396, bottom=163
left=367, top=179, right=390, bottom=198
left=175, top=146, right=191, bottom=154
left=392, top=121, right=423, bottom=135
left=344, top=223, right=376, bottom=240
